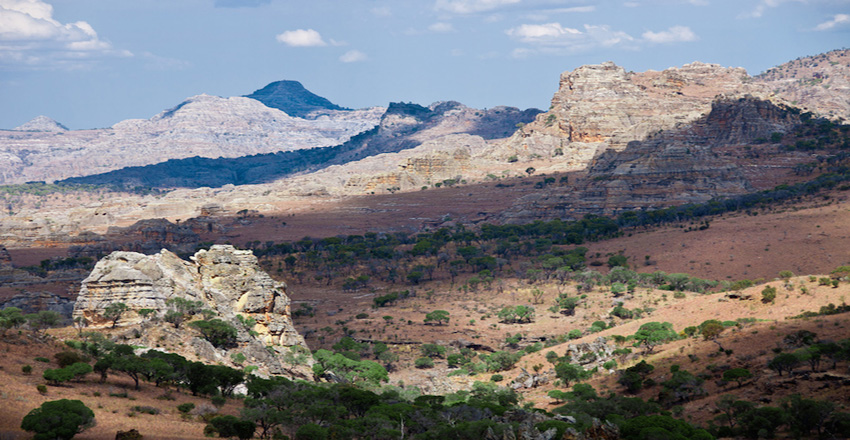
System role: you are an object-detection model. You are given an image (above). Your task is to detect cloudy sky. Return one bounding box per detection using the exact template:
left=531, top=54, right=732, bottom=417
left=0, top=0, right=847, bottom=129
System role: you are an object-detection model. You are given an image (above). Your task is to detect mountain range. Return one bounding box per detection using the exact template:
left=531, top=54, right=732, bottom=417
left=0, top=49, right=848, bottom=247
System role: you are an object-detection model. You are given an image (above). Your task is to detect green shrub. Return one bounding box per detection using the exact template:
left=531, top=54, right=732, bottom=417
left=490, top=374, right=504, bottom=382
left=37, top=384, right=47, bottom=394
left=131, top=405, right=160, bottom=415
left=22, top=364, right=32, bottom=375
left=415, top=357, right=434, bottom=369
left=762, top=286, right=777, bottom=303
left=602, top=360, right=617, bottom=370
left=177, top=402, right=195, bottom=414
left=20, top=399, right=95, bottom=440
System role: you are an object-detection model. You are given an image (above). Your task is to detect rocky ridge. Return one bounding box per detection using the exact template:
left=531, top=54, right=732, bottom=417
left=244, top=80, right=347, bottom=118
left=500, top=96, right=813, bottom=221
left=72, top=245, right=312, bottom=378
left=0, top=94, right=383, bottom=185
left=13, top=115, right=68, bottom=132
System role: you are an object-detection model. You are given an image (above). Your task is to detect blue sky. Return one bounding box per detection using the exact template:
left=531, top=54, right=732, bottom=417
left=0, top=0, right=847, bottom=129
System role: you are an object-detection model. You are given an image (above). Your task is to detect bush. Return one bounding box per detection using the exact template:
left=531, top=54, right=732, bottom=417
left=762, top=286, right=777, bottom=303
left=37, top=384, right=47, bottom=394
left=206, top=415, right=255, bottom=440
left=131, top=405, right=160, bottom=415
left=20, top=399, right=95, bottom=440
left=177, top=402, right=195, bottom=414
left=415, top=357, right=434, bottom=369
left=190, top=319, right=237, bottom=348
left=22, top=364, right=32, bottom=375
left=490, top=374, right=504, bottom=382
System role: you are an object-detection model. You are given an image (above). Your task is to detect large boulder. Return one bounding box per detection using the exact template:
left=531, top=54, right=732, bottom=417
left=72, top=244, right=311, bottom=377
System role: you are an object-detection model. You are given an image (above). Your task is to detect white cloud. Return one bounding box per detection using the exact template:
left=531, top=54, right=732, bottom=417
left=623, top=2, right=640, bottom=7
left=339, top=49, right=367, bottom=63
left=275, top=29, right=327, bottom=47
left=506, top=22, right=636, bottom=56
left=815, top=13, right=850, bottom=31
left=0, top=0, right=126, bottom=68
left=642, top=25, right=698, bottom=43
left=523, top=6, right=595, bottom=21
left=506, top=22, right=582, bottom=43
left=738, top=0, right=803, bottom=19
left=371, top=6, right=392, bottom=17
left=428, top=22, right=456, bottom=33
left=434, top=0, right=521, bottom=14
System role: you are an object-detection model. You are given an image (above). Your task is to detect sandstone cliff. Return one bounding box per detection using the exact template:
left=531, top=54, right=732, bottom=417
left=495, top=61, right=770, bottom=167
left=500, top=96, right=813, bottom=221
left=72, top=245, right=312, bottom=378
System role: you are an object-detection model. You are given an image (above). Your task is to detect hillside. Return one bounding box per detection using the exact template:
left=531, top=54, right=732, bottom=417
left=244, top=80, right=348, bottom=118
left=0, top=94, right=383, bottom=185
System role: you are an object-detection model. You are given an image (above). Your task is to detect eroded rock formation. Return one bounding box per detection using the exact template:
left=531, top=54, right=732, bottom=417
left=72, top=245, right=311, bottom=378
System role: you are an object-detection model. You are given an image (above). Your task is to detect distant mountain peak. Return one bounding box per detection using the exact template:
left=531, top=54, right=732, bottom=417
left=244, top=80, right=347, bottom=118
left=14, top=115, right=68, bottom=132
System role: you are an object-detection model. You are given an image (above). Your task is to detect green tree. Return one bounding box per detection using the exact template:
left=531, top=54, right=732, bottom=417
left=26, top=310, right=62, bottom=333
left=557, top=295, right=580, bottom=316
left=633, top=322, right=678, bottom=353
left=0, top=307, right=26, bottom=335
left=607, top=254, right=628, bottom=268
left=768, top=352, right=800, bottom=376
left=722, top=368, right=753, bottom=387
left=190, top=319, right=238, bottom=348
left=424, top=310, right=450, bottom=325
left=555, top=362, right=587, bottom=387
left=762, top=285, right=777, bottom=303
left=102, top=302, right=128, bottom=328
left=20, top=399, right=95, bottom=440
left=207, top=415, right=256, bottom=440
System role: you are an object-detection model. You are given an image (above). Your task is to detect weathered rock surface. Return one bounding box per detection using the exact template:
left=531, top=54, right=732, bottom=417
left=496, top=61, right=767, bottom=167
left=500, top=96, right=813, bottom=221
left=72, top=245, right=311, bottom=378
left=755, top=49, right=850, bottom=122
left=13, top=115, right=69, bottom=132
left=0, top=94, right=382, bottom=185
left=1, top=291, right=74, bottom=317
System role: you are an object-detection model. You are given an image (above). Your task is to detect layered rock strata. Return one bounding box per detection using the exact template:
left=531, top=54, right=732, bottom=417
left=72, top=245, right=311, bottom=377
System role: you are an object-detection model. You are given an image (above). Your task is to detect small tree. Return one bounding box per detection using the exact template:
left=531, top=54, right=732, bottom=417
left=21, top=399, right=95, bottom=440
left=424, top=310, right=450, bottom=326
left=103, top=302, right=128, bottom=328
left=722, top=368, right=753, bottom=387
left=633, top=322, right=678, bottom=353
left=190, top=319, right=237, bottom=348
left=26, top=310, right=62, bottom=334
left=768, top=352, right=800, bottom=376
left=762, top=286, right=777, bottom=303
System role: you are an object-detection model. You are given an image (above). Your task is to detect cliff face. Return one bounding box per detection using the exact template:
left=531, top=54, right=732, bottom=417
left=502, top=97, right=811, bottom=221
left=72, top=245, right=311, bottom=378
left=496, top=61, right=766, bottom=166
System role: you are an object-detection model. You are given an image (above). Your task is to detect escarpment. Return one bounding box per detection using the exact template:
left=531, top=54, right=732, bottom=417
left=72, top=244, right=312, bottom=378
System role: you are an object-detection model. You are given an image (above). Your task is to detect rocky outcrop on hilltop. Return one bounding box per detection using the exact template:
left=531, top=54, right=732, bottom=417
left=13, top=116, right=69, bottom=132
left=58, top=100, right=541, bottom=191
left=72, top=245, right=312, bottom=378
left=755, top=49, right=850, bottom=122
left=502, top=96, right=812, bottom=221
left=0, top=94, right=383, bottom=185
left=245, top=80, right=347, bottom=118
left=327, top=101, right=541, bottom=166
left=497, top=61, right=768, bottom=168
